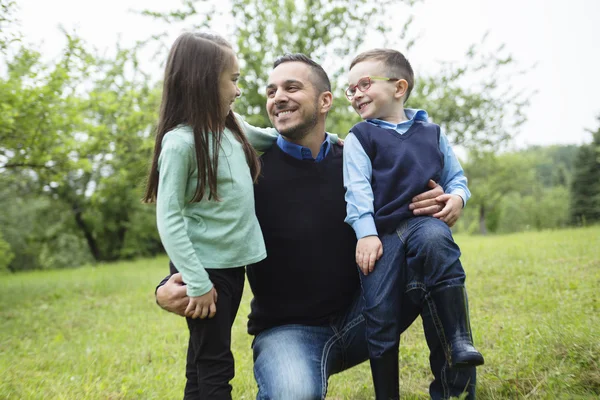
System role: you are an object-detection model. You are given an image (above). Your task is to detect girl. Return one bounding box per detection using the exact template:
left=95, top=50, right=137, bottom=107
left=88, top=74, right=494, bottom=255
left=143, top=32, right=278, bottom=399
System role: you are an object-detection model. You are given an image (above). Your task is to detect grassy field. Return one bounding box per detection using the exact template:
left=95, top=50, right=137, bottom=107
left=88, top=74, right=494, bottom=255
left=0, top=226, right=598, bottom=399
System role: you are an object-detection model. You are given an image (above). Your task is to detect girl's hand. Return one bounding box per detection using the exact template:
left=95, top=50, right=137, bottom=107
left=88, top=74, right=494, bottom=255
left=185, top=287, right=218, bottom=319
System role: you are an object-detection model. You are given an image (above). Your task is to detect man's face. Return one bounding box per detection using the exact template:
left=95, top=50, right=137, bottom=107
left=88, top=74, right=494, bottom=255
left=266, top=62, right=320, bottom=141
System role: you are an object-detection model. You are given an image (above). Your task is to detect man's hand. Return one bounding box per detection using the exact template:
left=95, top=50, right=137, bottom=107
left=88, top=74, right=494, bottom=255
left=433, top=194, right=463, bottom=227
left=185, top=287, right=218, bottom=319
left=356, top=236, right=383, bottom=276
left=156, top=273, right=189, bottom=317
left=409, top=179, right=445, bottom=216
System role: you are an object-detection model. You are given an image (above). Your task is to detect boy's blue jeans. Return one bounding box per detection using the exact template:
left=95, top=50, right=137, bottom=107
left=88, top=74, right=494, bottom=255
left=361, top=216, right=473, bottom=395
left=252, top=217, right=475, bottom=399
left=360, top=216, right=466, bottom=359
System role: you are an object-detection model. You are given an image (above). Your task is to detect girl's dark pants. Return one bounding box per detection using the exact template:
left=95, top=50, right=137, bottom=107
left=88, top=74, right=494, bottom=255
left=183, top=267, right=245, bottom=400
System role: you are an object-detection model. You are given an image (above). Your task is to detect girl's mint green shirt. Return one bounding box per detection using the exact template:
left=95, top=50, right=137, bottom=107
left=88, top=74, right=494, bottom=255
left=156, top=115, right=280, bottom=297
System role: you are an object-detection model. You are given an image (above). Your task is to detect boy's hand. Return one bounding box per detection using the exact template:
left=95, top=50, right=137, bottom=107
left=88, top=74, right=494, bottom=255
left=356, top=236, right=383, bottom=275
left=433, top=194, right=464, bottom=227
left=185, top=287, right=218, bottom=319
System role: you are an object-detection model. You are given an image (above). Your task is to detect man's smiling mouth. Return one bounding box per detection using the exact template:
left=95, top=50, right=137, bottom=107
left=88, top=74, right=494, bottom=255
left=275, top=109, right=296, bottom=117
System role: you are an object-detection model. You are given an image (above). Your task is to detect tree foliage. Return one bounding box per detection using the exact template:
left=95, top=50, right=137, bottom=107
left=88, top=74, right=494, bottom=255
left=570, top=116, right=600, bottom=225
left=463, top=151, right=538, bottom=234
left=458, top=145, right=578, bottom=235
left=1, top=1, right=162, bottom=269
left=409, top=40, right=531, bottom=152
left=0, top=0, right=20, bottom=51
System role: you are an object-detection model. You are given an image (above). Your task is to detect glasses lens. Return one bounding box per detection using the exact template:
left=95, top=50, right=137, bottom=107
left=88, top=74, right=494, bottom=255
left=358, top=78, right=371, bottom=92
left=345, top=87, right=355, bottom=99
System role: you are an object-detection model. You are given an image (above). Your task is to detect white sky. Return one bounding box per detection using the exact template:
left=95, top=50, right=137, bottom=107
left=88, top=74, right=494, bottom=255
left=13, top=0, right=600, bottom=148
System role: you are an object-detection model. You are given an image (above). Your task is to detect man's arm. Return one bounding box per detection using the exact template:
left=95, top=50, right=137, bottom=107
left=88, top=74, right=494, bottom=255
left=430, top=130, right=471, bottom=226
left=438, top=131, right=470, bottom=206
left=156, top=273, right=189, bottom=317
left=408, top=180, right=463, bottom=227
left=235, top=113, right=279, bottom=152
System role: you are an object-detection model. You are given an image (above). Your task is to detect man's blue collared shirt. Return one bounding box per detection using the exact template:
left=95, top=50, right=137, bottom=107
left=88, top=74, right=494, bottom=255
left=343, top=108, right=471, bottom=239
left=276, top=134, right=332, bottom=162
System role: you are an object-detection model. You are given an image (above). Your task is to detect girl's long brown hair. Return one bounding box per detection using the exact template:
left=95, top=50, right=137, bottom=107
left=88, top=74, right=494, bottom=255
left=143, top=32, right=260, bottom=203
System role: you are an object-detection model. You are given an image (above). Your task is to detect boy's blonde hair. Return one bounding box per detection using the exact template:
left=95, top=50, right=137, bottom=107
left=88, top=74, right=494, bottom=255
left=350, top=49, right=415, bottom=102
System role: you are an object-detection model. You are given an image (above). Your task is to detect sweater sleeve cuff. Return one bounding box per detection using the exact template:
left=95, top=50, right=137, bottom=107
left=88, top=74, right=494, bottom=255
left=327, top=133, right=339, bottom=144
left=186, top=282, right=213, bottom=298
left=450, top=189, right=468, bottom=208
left=352, top=216, right=378, bottom=239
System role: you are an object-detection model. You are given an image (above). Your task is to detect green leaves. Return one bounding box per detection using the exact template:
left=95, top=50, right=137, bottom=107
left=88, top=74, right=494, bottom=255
left=570, top=116, right=600, bottom=224
left=0, top=17, right=161, bottom=268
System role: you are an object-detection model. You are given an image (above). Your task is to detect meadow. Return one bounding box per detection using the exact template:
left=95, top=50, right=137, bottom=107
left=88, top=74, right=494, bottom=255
left=1, top=227, right=598, bottom=399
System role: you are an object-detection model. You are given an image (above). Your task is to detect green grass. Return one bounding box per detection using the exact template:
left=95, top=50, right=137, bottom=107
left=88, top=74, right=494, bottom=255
left=1, top=226, right=599, bottom=399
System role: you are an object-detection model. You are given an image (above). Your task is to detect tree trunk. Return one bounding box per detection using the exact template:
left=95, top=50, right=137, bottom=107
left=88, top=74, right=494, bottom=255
left=72, top=203, right=100, bottom=261
left=479, top=204, right=488, bottom=235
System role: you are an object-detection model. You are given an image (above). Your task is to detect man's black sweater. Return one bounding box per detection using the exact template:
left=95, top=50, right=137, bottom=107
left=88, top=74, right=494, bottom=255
left=246, top=142, right=359, bottom=335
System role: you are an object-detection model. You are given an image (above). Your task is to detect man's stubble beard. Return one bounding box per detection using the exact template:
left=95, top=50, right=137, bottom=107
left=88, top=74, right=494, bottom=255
left=277, top=103, right=319, bottom=142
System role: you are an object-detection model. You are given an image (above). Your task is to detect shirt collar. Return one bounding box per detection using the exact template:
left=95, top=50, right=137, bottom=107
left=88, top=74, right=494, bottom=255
left=276, top=133, right=332, bottom=162
left=367, top=108, right=429, bottom=129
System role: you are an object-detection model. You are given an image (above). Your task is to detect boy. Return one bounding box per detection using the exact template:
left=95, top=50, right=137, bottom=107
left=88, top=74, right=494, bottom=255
left=343, top=49, right=484, bottom=399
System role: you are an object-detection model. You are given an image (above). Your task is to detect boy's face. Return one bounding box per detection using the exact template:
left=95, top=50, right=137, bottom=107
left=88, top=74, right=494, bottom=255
left=347, top=60, right=403, bottom=122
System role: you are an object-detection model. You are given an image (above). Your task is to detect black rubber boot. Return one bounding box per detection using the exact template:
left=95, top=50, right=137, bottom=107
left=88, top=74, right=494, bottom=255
left=429, top=285, right=484, bottom=368
left=370, top=350, right=400, bottom=400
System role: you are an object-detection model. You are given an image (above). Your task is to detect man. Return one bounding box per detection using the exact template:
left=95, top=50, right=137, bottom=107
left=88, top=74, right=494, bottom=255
left=157, top=54, right=476, bottom=399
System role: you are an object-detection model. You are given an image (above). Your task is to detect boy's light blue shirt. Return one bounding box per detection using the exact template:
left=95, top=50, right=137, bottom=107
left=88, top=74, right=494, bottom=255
left=343, top=108, right=471, bottom=239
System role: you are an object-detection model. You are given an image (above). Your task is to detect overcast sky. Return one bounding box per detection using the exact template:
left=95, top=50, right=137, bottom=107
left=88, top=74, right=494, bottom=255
left=14, top=0, right=600, bottom=148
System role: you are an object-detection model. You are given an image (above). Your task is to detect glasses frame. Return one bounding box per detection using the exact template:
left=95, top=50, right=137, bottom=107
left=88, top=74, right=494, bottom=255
left=345, top=76, right=400, bottom=101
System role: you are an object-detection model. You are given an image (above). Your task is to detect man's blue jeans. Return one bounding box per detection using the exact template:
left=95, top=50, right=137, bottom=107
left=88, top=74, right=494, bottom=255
left=252, top=293, right=367, bottom=400
left=252, top=218, right=476, bottom=399
left=252, top=295, right=476, bottom=399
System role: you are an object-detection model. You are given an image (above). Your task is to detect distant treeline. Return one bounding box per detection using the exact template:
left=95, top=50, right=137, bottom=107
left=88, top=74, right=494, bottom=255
left=455, top=142, right=600, bottom=235
left=2, top=140, right=599, bottom=273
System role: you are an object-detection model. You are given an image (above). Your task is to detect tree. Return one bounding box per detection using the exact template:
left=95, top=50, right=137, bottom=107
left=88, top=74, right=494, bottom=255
left=463, top=151, right=538, bottom=234
left=0, top=0, right=19, bottom=51
left=570, top=116, right=600, bottom=225
left=0, top=230, right=14, bottom=272
left=0, top=2, right=163, bottom=266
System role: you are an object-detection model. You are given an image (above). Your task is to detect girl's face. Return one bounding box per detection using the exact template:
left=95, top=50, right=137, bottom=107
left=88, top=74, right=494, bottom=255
left=219, top=53, right=242, bottom=117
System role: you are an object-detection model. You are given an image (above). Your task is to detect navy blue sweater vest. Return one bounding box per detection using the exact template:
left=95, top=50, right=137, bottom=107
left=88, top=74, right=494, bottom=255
left=246, top=142, right=359, bottom=335
left=351, top=120, right=444, bottom=235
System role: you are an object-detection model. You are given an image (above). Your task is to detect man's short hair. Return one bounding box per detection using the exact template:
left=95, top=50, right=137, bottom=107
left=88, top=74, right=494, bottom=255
left=273, top=53, right=331, bottom=94
left=350, top=49, right=415, bottom=101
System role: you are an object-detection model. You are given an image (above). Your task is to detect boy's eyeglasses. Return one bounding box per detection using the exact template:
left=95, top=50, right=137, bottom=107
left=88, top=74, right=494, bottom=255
left=345, top=76, right=400, bottom=101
